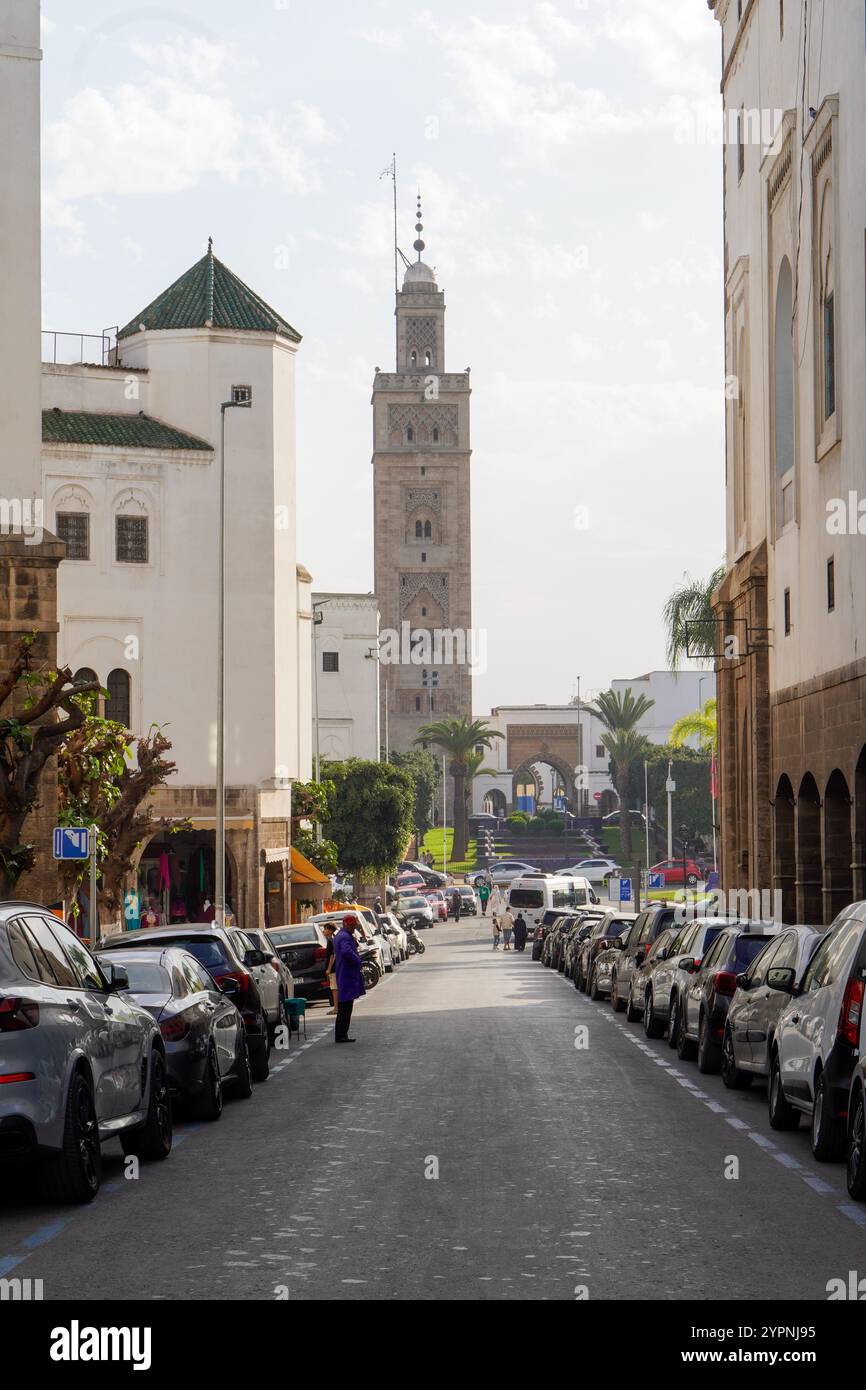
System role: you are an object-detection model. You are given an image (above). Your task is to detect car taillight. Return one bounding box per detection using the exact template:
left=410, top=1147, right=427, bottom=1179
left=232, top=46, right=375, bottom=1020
left=0, top=997, right=39, bottom=1031
left=160, top=1013, right=191, bottom=1042
left=714, top=971, right=738, bottom=996
left=267, top=957, right=282, bottom=974
left=312, top=946, right=327, bottom=961
left=837, top=978, right=864, bottom=1048
left=221, top=970, right=252, bottom=993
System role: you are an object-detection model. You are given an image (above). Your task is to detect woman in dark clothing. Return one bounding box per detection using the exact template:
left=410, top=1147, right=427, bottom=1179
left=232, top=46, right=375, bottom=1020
left=513, top=913, right=528, bottom=952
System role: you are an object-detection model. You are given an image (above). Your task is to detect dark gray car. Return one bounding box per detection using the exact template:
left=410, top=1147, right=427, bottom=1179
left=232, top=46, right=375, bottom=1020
left=609, top=904, right=682, bottom=1014
left=722, top=925, right=825, bottom=1089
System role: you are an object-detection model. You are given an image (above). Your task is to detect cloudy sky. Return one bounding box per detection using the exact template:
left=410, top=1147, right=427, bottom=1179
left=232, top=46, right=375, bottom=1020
left=41, top=0, right=724, bottom=711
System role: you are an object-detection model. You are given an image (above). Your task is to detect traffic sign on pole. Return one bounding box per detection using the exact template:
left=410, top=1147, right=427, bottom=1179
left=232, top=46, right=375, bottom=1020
left=53, top=827, right=90, bottom=861
left=648, top=871, right=664, bottom=890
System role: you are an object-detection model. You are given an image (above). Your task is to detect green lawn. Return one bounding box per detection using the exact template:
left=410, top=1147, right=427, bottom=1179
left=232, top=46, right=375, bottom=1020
left=421, top=828, right=478, bottom=874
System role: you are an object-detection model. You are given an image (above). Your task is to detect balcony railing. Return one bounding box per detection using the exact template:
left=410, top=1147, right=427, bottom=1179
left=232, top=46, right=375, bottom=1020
left=42, top=328, right=119, bottom=367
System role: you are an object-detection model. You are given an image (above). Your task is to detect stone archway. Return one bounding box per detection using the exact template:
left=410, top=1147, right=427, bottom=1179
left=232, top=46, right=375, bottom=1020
left=773, top=774, right=796, bottom=924
left=796, top=773, right=823, bottom=926
left=824, top=769, right=853, bottom=923
left=506, top=722, right=582, bottom=812
left=511, top=752, right=577, bottom=815
left=483, top=788, right=507, bottom=818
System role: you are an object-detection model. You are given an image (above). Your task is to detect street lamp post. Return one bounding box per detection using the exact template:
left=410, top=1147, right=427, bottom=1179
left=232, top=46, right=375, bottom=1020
left=216, top=388, right=252, bottom=929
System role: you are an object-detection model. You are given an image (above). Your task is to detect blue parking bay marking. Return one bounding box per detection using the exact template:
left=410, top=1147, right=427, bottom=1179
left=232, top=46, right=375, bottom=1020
left=801, top=1174, right=835, bottom=1195
left=771, top=1151, right=802, bottom=1170
left=21, top=1218, right=71, bottom=1248
left=838, top=1203, right=866, bottom=1229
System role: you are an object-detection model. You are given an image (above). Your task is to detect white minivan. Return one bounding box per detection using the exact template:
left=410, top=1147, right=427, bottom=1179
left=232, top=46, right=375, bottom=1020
left=506, top=874, right=597, bottom=934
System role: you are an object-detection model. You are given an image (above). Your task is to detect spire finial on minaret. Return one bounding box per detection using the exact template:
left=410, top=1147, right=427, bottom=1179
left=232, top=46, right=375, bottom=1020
left=208, top=236, right=214, bottom=254
left=413, top=191, right=425, bottom=261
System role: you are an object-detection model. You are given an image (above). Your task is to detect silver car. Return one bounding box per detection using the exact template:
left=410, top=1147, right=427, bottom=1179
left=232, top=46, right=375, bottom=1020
left=722, top=925, right=824, bottom=1090
left=0, top=902, right=172, bottom=1203
left=643, top=915, right=736, bottom=1045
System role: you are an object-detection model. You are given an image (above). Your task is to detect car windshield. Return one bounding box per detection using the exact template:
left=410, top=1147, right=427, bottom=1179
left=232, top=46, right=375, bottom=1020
left=270, top=927, right=317, bottom=945
left=401, top=897, right=427, bottom=908
left=734, top=936, right=774, bottom=969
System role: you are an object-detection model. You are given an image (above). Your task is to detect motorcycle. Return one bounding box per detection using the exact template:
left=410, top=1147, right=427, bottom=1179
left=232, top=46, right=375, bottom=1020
left=358, top=941, right=382, bottom=989
left=405, top=925, right=426, bottom=956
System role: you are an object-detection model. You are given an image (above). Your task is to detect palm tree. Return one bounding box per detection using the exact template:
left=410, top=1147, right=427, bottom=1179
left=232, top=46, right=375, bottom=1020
left=669, top=698, right=717, bottom=751
left=585, top=688, right=655, bottom=862
left=415, top=717, right=503, bottom=862
left=662, top=566, right=725, bottom=668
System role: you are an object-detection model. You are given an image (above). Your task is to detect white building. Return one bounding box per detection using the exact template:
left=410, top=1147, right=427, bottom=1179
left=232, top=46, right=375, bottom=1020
left=41, top=243, right=313, bottom=928
left=709, top=0, right=866, bottom=923
left=312, top=591, right=380, bottom=764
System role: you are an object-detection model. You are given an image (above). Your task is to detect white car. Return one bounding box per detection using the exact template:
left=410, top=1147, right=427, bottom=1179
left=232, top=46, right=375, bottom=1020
left=395, top=895, right=435, bottom=928
left=771, top=901, right=866, bottom=1160
left=378, top=911, right=408, bottom=961
left=475, top=860, right=539, bottom=888
left=563, top=858, right=621, bottom=886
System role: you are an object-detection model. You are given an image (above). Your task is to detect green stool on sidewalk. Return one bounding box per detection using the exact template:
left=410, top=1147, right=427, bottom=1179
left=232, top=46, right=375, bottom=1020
left=283, top=996, right=307, bottom=1039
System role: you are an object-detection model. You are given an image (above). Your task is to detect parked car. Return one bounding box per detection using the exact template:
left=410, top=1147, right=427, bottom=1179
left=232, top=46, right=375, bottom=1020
left=579, top=912, right=638, bottom=996
left=608, top=904, right=682, bottom=1014
left=563, top=858, right=621, bottom=886
left=265, top=922, right=329, bottom=1002
left=368, top=917, right=397, bottom=971
left=0, top=903, right=172, bottom=1203
left=476, top=860, right=540, bottom=888
left=847, top=1053, right=866, bottom=1200
left=625, top=925, right=685, bottom=1024
left=589, top=924, right=633, bottom=1001
left=457, top=885, right=478, bottom=916
left=648, top=857, right=704, bottom=888
left=424, top=889, right=449, bottom=921
left=99, top=923, right=273, bottom=1082
left=97, top=946, right=253, bottom=1118
left=541, top=915, right=572, bottom=968
left=396, top=872, right=427, bottom=894
left=563, top=912, right=606, bottom=979
left=769, top=902, right=866, bottom=1159
left=676, top=924, right=778, bottom=1071
left=532, top=910, right=564, bottom=961
left=398, top=861, right=448, bottom=888
left=721, top=925, right=825, bottom=1090
left=378, top=911, right=408, bottom=962
left=642, top=915, right=733, bottom=1045
left=244, top=928, right=295, bottom=1003
left=394, top=894, right=435, bottom=929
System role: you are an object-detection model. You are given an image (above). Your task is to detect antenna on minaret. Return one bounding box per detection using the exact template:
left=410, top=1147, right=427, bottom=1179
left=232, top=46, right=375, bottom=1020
left=379, top=153, right=398, bottom=366
left=414, top=191, right=425, bottom=262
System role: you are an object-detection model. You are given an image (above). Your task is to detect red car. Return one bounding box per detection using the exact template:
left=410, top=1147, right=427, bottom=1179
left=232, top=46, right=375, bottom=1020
left=423, top=889, right=448, bottom=921
left=649, top=858, right=704, bottom=888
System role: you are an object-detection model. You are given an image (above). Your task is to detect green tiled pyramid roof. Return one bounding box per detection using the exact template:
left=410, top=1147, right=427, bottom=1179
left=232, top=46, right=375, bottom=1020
left=42, top=409, right=213, bottom=452
left=117, top=244, right=302, bottom=342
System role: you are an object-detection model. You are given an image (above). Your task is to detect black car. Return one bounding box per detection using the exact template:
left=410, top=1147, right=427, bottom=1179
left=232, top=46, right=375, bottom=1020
left=98, top=947, right=253, bottom=1118
left=577, top=913, right=638, bottom=995
left=99, top=924, right=272, bottom=1083
left=562, top=913, right=605, bottom=979
left=532, top=910, right=568, bottom=962
left=541, top=916, right=572, bottom=968
left=609, top=904, right=682, bottom=1014
left=266, top=922, right=330, bottom=1001
left=677, top=924, right=775, bottom=1072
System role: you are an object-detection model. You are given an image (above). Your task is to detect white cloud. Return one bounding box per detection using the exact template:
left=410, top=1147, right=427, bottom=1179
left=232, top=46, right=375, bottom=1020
left=357, top=28, right=402, bottom=49
left=129, top=37, right=232, bottom=91
left=645, top=338, right=676, bottom=373
left=639, top=210, right=666, bottom=232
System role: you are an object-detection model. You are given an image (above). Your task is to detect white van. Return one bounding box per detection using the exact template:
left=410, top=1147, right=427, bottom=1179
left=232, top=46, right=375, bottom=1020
left=506, top=874, right=598, bottom=933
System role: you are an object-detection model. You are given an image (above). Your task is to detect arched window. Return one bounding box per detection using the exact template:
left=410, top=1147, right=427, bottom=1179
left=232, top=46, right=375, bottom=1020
left=73, top=667, right=99, bottom=687
left=410, top=350, right=418, bottom=367
left=106, top=668, right=131, bottom=728
left=819, top=184, right=836, bottom=422
left=424, top=350, right=432, bottom=367
left=424, top=519, right=432, bottom=538
left=773, top=258, right=795, bottom=531
left=415, top=519, right=423, bottom=538
left=406, top=426, right=414, bottom=443
left=432, top=427, right=439, bottom=443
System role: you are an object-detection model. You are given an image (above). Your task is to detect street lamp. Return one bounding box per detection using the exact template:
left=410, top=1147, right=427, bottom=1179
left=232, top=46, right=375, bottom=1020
left=216, top=387, right=252, bottom=929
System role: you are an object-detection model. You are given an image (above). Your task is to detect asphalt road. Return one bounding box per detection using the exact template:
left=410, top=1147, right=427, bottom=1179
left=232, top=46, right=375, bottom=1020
left=2, top=919, right=865, bottom=1301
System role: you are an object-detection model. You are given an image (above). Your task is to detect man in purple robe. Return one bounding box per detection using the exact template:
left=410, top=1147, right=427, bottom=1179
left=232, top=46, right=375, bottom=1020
left=333, top=914, right=366, bottom=1043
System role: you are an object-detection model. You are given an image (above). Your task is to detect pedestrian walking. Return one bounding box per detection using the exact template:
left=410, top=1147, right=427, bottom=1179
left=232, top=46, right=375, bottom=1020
left=333, top=914, right=366, bottom=1044
left=491, top=915, right=501, bottom=950
left=322, top=922, right=338, bottom=1014
left=478, top=881, right=491, bottom=916
left=450, top=887, right=462, bottom=921
left=513, top=912, right=528, bottom=953
left=500, top=908, right=514, bottom=950
left=490, top=886, right=504, bottom=917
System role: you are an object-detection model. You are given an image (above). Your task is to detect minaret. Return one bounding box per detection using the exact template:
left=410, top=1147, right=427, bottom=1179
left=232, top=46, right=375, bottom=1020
left=372, top=197, right=472, bottom=753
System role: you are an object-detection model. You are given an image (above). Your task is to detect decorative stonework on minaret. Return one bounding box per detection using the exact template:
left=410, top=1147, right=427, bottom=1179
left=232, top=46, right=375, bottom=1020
left=372, top=198, right=472, bottom=752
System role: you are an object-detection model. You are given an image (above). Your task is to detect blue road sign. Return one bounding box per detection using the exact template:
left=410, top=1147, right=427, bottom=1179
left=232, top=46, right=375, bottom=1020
left=648, top=871, right=664, bottom=889
left=620, top=878, right=632, bottom=903
left=53, top=826, right=90, bottom=861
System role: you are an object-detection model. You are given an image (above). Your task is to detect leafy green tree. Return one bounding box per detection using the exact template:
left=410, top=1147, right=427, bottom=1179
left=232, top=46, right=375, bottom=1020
left=414, top=717, right=504, bottom=861
left=662, top=567, right=725, bottom=667
left=291, top=827, right=338, bottom=876
left=669, top=698, right=717, bottom=752
left=643, top=743, right=713, bottom=848
left=584, top=688, right=655, bottom=862
left=322, top=759, right=415, bottom=886
left=389, top=747, right=439, bottom=846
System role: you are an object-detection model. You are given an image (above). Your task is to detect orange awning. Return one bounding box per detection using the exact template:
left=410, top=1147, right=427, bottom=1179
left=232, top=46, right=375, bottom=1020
left=290, top=847, right=329, bottom=886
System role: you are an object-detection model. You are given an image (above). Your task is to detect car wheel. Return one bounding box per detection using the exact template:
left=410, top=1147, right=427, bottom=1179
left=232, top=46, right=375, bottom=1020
left=686, top=873, right=698, bottom=887
left=250, top=1015, right=271, bottom=1084
left=589, top=968, right=601, bottom=1001
left=697, top=1013, right=721, bottom=1075
left=625, top=987, right=640, bottom=1023
left=676, top=1009, right=696, bottom=1061
left=644, top=990, right=665, bottom=1039
left=768, top=1052, right=800, bottom=1131
left=847, top=1087, right=866, bottom=1201
left=39, top=1069, right=101, bottom=1205
left=667, top=996, right=680, bottom=1049
left=811, top=1069, right=845, bottom=1161
left=611, top=976, right=625, bottom=1013
left=192, top=1044, right=223, bottom=1122
left=121, top=1050, right=173, bottom=1161
left=721, top=1027, right=752, bottom=1090
left=234, top=1034, right=254, bottom=1099
left=270, top=993, right=286, bottom=1042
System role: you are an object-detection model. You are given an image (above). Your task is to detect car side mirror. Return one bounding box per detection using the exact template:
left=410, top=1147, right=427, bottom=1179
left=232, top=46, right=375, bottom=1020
left=767, top=966, right=796, bottom=995
left=656, top=948, right=668, bottom=961
left=244, top=949, right=268, bottom=967
left=219, top=977, right=240, bottom=996
left=105, top=963, right=129, bottom=991
left=735, top=972, right=750, bottom=989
